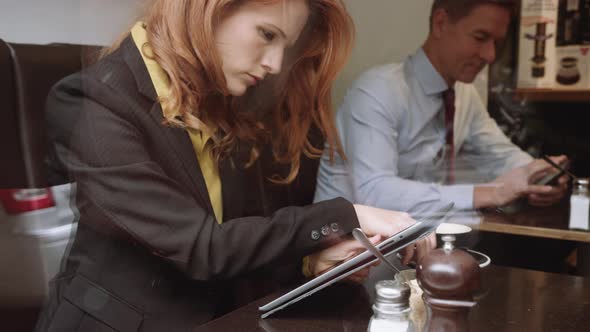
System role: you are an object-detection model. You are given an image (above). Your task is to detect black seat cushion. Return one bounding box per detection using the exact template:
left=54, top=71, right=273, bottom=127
left=0, top=39, right=100, bottom=188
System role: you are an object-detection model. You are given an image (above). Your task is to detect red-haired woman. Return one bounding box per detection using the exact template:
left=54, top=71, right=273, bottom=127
left=36, top=0, right=434, bottom=330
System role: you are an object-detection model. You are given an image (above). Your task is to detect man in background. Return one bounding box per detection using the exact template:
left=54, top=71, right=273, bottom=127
left=315, top=0, right=568, bottom=214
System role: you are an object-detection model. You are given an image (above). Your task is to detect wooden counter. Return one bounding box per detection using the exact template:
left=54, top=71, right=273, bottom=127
left=195, top=265, right=590, bottom=332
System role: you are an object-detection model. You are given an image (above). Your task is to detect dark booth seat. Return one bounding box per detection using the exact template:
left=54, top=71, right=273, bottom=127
left=0, top=39, right=101, bottom=332
left=0, top=39, right=100, bottom=188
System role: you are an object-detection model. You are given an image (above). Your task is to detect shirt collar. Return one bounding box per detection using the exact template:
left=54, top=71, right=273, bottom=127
left=408, top=48, right=449, bottom=96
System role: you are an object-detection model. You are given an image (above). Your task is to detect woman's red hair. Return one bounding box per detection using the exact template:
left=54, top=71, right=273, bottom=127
left=142, top=0, right=354, bottom=183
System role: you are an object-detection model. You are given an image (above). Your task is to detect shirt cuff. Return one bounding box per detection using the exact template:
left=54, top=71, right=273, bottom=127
left=439, top=184, right=475, bottom=210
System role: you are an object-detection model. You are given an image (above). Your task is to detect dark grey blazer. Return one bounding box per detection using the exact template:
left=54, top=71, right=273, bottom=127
left=35, top=36, right=359, bottom=332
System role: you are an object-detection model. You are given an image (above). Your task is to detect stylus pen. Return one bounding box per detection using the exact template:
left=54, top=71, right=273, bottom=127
left=542, top=155, right=577, bottom=181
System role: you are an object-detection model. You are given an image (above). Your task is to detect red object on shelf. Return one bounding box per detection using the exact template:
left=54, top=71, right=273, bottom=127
left=0, top=188, right=55, bottom=215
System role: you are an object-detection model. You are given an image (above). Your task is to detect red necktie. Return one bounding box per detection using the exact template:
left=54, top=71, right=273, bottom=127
left=443, top=88, right=455, bottom=184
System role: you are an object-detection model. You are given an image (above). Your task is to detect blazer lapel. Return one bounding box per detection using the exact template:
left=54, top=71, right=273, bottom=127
left=120, top=36, right=215, bottom=215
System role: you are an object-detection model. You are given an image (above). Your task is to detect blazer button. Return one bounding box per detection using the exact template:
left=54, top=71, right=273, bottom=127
left=311, top=230, right=321, bottom=240
left=330, top=223, right=340, bottom=233
left=321, top=225, right=330, bottom=236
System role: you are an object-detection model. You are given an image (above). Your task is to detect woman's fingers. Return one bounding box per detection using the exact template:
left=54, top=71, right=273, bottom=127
left=400, top=244, right=416, bottom=265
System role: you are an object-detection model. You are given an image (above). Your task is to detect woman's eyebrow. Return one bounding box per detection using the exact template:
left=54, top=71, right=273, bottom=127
left=266, top=23, right=293, bottom=45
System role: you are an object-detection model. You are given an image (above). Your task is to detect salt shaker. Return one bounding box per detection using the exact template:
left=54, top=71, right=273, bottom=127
left=569, top=178, right=590, bottom=231
left=368, top=279, right=414, bottom=332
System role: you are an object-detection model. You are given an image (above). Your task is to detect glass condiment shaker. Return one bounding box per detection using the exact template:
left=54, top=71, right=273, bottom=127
left=569, top=178, right=590, bottom=231
left=368, top=279, right=415, bottom=332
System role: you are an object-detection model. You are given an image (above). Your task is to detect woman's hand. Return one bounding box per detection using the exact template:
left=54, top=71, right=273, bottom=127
left=307, top=235, right=381, bottom=282
left=353, top=204, right=415, bottom=237
left=397, top=232, right=437, bottom=265
left=353, top=204, right=436, bottom=265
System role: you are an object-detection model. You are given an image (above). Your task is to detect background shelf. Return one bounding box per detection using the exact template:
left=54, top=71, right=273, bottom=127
left=515, top=88, right=590, bottom=102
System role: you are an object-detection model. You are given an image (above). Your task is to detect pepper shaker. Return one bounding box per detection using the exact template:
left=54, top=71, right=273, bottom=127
left=417, top=235, right=481, bottom=332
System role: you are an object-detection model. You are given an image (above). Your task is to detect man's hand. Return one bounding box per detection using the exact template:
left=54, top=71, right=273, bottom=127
left=527, top=155, right=569, bottom=206
left=490, top=159, right=553, bottom=206
left=475, top=155, right=569, bottom=208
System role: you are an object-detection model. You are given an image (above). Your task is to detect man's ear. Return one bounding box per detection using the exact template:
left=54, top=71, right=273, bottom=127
left=431, top=8, right=449, bottom=39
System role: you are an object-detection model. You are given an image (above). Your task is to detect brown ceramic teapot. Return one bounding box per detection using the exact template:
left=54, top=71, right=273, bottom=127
left=416, top=235, right=481, bottom=332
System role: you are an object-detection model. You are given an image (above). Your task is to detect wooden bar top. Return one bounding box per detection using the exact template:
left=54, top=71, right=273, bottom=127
left=194, top=266, right=590, bottom=332
left=476, top=203, right=590, bottom=243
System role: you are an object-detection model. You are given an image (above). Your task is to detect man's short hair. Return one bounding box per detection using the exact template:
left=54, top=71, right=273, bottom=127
left=430, top=0, right=516, bottom=27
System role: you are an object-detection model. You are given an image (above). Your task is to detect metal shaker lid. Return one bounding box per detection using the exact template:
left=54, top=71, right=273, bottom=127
left=373, top=279, right=410, bottom=315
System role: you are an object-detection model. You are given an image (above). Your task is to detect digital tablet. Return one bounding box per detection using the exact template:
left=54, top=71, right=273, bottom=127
left=259, top=203, right=455, bottom=318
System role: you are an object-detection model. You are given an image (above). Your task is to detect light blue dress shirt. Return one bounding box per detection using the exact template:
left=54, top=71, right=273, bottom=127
left=314, top=49, right=532, bottom=212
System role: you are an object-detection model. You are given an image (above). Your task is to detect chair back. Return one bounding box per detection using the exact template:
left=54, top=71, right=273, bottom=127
left=0, top=39, right=99, bottom=188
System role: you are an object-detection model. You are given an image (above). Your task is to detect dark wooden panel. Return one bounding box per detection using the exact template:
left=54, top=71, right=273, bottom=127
left=0, top=307, right=40, bottom=332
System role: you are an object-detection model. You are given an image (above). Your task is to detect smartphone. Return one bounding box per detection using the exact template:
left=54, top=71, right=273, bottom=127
left=535, top=160, right=570, bottom=186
